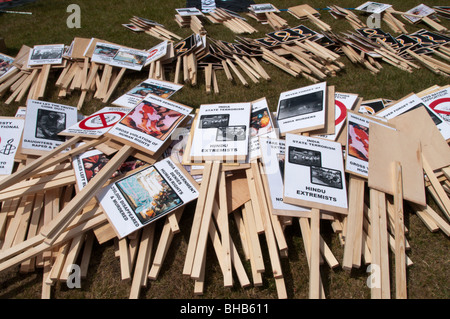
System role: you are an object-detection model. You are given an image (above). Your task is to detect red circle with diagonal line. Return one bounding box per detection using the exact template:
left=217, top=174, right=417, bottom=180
left=335, top=100, right=348, bottom=125
left=429, top=98, right=450, bottom=116
left=78, top=111, right=126, bottom=130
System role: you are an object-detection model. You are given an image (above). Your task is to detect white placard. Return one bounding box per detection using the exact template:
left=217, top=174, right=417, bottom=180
left=276, top=82, right=327, bottom=134
left=176, top=7, right=203, bottom=16
left=91, top=42, right=149, bottom=71
left=0, top=53, right=16, bottom=80
left=21, top=100, right=78, bottom=153
left=28, top=44, right=64, bottom=66
left=189, top=102, right=251, bottom=162
left=355, top=2, right=392, bottom=14
left=259, top=137, right=310, bottom=215
left=106, top=94, right=192, bottom=155
left=112, top=78, right=183, bottom=109
left=97, top=157, right=199, bottom=238
left=283, top=133, right=348, bottom=214
left=405, top=4, right=435, bottom=23
left=60, top=106, right=129, bottom=138
left=420, top=87, right=450, bottom=124
left=248, top=98, right=277, bottom=161
left=0, top=117, right=24, bottom=176
left=145, top=41, right=169, bottom=66
left=317, top=92, right=359, bottom=141
left=249, top=3, right=278, bottom=14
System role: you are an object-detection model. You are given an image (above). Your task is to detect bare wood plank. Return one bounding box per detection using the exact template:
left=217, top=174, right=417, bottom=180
left=309, top=208, right=321, bottom=299
left=392, top=162, right=407, bottom=299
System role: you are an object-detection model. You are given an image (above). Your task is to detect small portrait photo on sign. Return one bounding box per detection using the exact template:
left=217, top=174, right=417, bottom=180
left=250, top=108, right=273, bottom=137
left=288, top=146, right=322, bottom=167
left=119, top=100, right=184, bottom=141
left=35, top=109, right=66, bottom=142
left=199, top=114, right=230, bottom=129
left=348, top=121, right=369, bottom=162
left=310, top=166, right=343, bottom=189
left=93, top=44, right=119, bottom=58
left=116, top=167, right=183, bottom=224
left=277, top=91, right=324, bottom=121
left=216, top=125, right=247, bottom=141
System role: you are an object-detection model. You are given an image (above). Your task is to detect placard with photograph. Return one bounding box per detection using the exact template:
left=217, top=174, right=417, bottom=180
left=345, top=110, right=394, bottom=178
left=283, top=133, right=348, bottom=214
left=176, top=7, right=203, bottom=16
left=355, top=2, right=392, bottom=14
left=97, top=157, right=199, bottom=238
left=28, top=44, right=65, bottom=66
left=358, top=98, right=386, bottom=115
left=276, top=82, right=327, bottom=135
left=106, top=94, right=192, bottom=156
left=0, top=53, right=16, bottom=80
left=249, top=3, right=278, bottom=14
left=145, top=41, right=169, bottom=66
left=420, top=87, right=450, bottom=124
left=91, top=42, right=121, bottom=64
left=112, top=79, right=183, bottom=109
left=0, top=117, right=25, bottom=176
left=316, top=92, right=359, bottom=141
left=248, top=98, right=277, bottom=161
left=21, top=100, right=78, bottom=154
left=59, top=106, right=130, bottom=138
left=91, top=42, right=149, bottom=71
left=259, top=137, right=310, bottom=217
left=189, top=102, right=251, bottom=162
left=404, top=4, right=435, bottom=23
left=72, top=148, right=147, bottom=191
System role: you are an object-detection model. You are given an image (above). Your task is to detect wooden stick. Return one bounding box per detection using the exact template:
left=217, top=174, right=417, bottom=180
left=369, top=189, right=382, bottom=299
left=392, top=162, right=407, bottom=299
left=190, top=161, right=221, bottom=280
left=309, top=208, right=321, bottom=299
left=183, top=161, right=213, bottom=275
left=129, top=223, right=155, bottom=299
left=342, top=175, right=365, bottom=270
left=217, top=170, right=232, bottom=286
left=423, top=156, right=450, bottom=220
left=103, top=67, right=126, bottom=103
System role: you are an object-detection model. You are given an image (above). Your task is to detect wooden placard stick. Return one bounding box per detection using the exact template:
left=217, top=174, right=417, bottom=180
left=423, top=156, right=450, bottom=220
left=245, top=167, right=265, bottom=234
left=190, top=161, right=221, bottom=280
left=205, top=63, right=212, bottom=93
left=59, top=234, right=85, bottom=282
left=79, top=230, right=95, bottom=278
left=35, top=64, right=51, bottom=99
left=233, top=209, right=250, bottom=260
left=118, top=236, right=132, bottom=281
left=217, top=169, right=232, bottom=286
left=241, top=203, right=263, bottom=285
left=369, top=188, right=382, bottom=298
left=183, top=161, right=213, bottom=275
left=212, top=68, right=219, bottom=94
left=392, top=161, right=407, bottom=299
left=226, top=58, right=248, bottom=86
left=342, top=175, right=365, bottom=271
left=103, top=67, right=126, bottom=103
left=309, top=208, right=322, bottom=299
left=129, top=222, right=155, bottom=299
left=221, top=59, right=233, bottom=81
left=97, top=64, right=113, bottom=100
left=174, top=56, right=182, bottom=84
left=210, top=201, right=251, bottom=288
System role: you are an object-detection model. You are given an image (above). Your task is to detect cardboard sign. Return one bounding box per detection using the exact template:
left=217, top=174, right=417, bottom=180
left=145, top=41, right=169, bottom=66
left=249, top=3, right=278, bottom=14
left=189, top=102, right=251, bottom=162
left=368, top=123, right=426, bottom=206
left=317, top=92, right=359, bottom=141
left=0, top=117, right=24, bottom=176
left=176, top=7, right=203, bottom=16
left=420, top=87, right=450, bottom=124
left=28, top=44, right=64, bottom=66
left=259, top=137, right=310, bottom=217
left=91, top=42, right=149, bottom=71
left=355, top=2, right=392, bottom=14
left=0, top=53, right=16, bottom=80
left=345, top=110, right=393, bottom=178
left=377, top=93, right=450, bottom=141
left=283, top=133, right=348, bottom=214
left=21, top=100, right=78, bottom=154
left=60, top=106, right=129, bottom=138
left=276, top=82, right=327, bottom=135
left=112, top=79, right=183, bottom=109
left=248, top=98, right=277, bottom=161
left=97, top=157, right=199, bottom=238
left=106, top=94, right=192, bottom=156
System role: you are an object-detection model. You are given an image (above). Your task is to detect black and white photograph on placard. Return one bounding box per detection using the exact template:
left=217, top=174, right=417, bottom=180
left=216, top=125, right=247, bottom=141
left=311, top=166, right=343, bottom=189
left=28, top=44, right=64, bottom=66
left=288, top=146, right=322, bottom=167
left=35, top=109, right=66, bottom=142
left=199, top=114, right=230, bottom=129
left=276, top=82, right=327, bottom=134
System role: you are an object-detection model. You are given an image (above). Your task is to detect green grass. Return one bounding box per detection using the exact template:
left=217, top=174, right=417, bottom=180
left=0, top=0, right=449, bottom=300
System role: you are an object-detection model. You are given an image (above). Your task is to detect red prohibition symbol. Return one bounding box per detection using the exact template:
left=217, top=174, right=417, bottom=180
left=429, top=98, right=450, bottom=116
left=78, top=111, right=126, bottom=130
left=335, top=100, right=348, bottom=125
